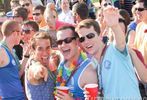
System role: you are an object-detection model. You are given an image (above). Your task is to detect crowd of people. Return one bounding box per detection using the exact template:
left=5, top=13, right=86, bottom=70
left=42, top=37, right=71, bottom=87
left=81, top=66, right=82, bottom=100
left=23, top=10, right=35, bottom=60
left=0, top=0, right=147, bottom=99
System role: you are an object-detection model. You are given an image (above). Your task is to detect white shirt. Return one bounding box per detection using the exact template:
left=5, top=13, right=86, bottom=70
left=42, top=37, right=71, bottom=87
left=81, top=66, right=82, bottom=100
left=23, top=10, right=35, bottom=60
left=58, top=10, right=75, bottom=24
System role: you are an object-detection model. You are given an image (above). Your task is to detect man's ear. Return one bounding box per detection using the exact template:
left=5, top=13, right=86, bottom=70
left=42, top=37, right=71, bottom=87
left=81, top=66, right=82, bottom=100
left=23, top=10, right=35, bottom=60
left=76, top=14, right=81, bottom=22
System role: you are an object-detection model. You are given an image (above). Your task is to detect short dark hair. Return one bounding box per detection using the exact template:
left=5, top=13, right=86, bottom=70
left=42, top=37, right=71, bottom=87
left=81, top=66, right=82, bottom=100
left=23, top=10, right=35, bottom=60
left=13, top=6, right=28, bottom=21
left=119, top=9, right=130, bottom=25
left=58, top=25, right=79, bottom=38
left=76, top=19, right=100, bottom=36
left=23, top=20, right=39, bottom=32
left=136, top=0, right=147, bottom=8
left=33, top=5, right=46, bottom=14
left=73, top=3, right=89, bottom=20
left=31, top=32, right=52, bottom=50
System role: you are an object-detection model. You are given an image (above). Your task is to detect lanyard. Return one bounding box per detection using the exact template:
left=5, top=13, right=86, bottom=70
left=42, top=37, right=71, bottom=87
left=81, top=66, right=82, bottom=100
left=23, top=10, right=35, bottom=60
left=99, top=45, right=108, bottom=96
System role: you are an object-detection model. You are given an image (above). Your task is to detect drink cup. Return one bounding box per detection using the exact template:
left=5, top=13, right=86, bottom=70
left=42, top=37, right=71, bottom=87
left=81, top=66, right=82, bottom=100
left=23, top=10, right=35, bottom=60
left=56, top=86, right=69, bottom=94
left=84, top=84, right=98, bottom=98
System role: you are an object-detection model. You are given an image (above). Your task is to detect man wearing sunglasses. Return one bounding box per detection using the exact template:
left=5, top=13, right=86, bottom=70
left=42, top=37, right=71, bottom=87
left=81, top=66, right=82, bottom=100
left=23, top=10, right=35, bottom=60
left=19, top=0, right=33, bottom=20
left=134, top=0, right=147, bottom=65
left=32, top=5, right=46, bottom=28
left=55, top=26, right=98, bottom=99
left=134, top=0, right=147, bottom=94
left=19, top=20, right=39, bottom=76
left=76, top=6, right=141, bottom=99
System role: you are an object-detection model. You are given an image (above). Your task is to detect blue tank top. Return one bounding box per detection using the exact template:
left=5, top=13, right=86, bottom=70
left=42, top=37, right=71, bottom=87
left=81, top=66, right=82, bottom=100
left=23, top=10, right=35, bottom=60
left=61, top=58, right=91, bottom=99
left=25, top=66, right=55, bottom=100
left=0, top=45, right=25, bottom=99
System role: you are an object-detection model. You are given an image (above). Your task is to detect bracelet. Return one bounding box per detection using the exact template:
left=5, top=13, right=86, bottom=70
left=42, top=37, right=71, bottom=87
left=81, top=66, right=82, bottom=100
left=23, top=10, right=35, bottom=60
left=24, top=55, right=30, bottom=58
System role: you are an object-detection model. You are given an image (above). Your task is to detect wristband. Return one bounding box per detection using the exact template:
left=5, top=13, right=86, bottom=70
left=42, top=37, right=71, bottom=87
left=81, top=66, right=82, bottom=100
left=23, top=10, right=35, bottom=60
left=24, top=55, right=30, bottom=58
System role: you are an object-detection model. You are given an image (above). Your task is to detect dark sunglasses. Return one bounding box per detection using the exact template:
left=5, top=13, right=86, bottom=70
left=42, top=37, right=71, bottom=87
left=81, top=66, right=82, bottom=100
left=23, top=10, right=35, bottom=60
left=21, top=29, right=32, bottom=34
left=22, top=3, right=30, bottom=7
left=57, top=37, right=76, bottom=45
left=135, top=8, right=147, bottom=12
left=79, top=33, right=95, bottom=43
left=33, top=13, right=41, bottom=16
left=103, top=3, right=112, bottom=7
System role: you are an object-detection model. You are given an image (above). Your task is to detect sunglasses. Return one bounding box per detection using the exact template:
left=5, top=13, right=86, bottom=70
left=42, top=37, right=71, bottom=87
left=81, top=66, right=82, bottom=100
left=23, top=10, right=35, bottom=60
left=21, top=29, right=32, bottom=34
left=33, top=13, right=41, bottom=16
left=22, top=3, right=30, bottom=7
left=57, top=37, right=76, bottom=45
left=135, top=8, right=147, bottom=12
left=79, top=33, right=95, bottom=43
left=103, top=3, right=112, bottom=7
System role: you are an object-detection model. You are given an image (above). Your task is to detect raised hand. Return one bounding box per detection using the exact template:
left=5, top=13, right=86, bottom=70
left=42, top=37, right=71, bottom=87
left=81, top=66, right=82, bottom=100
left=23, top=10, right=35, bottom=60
left=31, top=61, right=48, bottom=81
left=103, top=6, right=119, bottom=28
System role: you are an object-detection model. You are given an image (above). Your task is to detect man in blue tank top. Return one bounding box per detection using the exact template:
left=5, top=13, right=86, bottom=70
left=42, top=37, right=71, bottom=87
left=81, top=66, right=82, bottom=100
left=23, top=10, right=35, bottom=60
left=0, top=20, right=25, bottom=99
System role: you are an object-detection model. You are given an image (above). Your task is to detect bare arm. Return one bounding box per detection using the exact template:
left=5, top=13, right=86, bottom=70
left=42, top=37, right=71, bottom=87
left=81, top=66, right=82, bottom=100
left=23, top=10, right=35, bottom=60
left=82, top=63, right=98, bottom=85
left=19, top=44, right=31, bottom=77
left=0, top=48, right=9, bottom=67
left=103, top=6, right=126, bottom=51
left=127, top=30, right=136, bottom=47
left=129, top=48, right=147, bottom=83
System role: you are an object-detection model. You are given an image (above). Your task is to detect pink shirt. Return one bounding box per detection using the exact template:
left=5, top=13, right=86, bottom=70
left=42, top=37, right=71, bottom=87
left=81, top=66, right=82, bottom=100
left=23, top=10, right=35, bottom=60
left=55, top=20, right=75, bottom=30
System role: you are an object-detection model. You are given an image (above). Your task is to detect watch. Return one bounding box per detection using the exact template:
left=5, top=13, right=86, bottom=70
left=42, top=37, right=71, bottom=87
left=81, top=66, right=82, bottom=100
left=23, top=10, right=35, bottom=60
left=24, top=55, right=30, bottom=58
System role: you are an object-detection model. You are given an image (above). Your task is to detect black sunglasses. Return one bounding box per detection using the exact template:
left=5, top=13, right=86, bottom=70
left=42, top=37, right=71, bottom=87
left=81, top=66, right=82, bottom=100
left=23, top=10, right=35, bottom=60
left=135, top=8, right=147, bottom=12
left=103, top=3, right=112, bottom=7
left=33, top=13, right=41, bottom=16
left=57, top=37, right=76, bottom=45
left=21, top=29, right=32, bottom=34
left=79, top=33, right=95, bottom=43
left=22, top=3, right=30, bottom=7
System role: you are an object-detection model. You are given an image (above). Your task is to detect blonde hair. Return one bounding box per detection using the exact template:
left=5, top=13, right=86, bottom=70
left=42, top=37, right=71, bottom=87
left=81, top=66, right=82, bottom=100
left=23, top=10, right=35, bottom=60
left=44, top=3, right=58, bottom=21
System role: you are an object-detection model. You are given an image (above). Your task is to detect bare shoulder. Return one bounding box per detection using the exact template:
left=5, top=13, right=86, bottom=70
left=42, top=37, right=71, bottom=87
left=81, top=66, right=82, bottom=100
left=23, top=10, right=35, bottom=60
left=0, top=47, right=9, bottom=67
left=84, top=63, right=97, bottom=75
left=79, top=63, right=98, bottom=88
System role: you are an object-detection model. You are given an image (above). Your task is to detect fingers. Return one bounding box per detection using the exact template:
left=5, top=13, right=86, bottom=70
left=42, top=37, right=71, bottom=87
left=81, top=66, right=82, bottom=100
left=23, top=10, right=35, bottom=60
left=56, top=90, right=67, bottom=100
left=43, top=67, right=48, bottom=81
left=32, top=62, right=48, bottom=80
left=83, top=90, right=90, bottom=98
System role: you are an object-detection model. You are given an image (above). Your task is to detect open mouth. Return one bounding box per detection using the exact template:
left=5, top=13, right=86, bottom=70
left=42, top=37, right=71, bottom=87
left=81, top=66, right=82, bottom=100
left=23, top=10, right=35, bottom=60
left=41, top=56, right=49, bottom=65
left=62, top=48, right=70, bottom=55
left=86, top=45, right=93, bottom=49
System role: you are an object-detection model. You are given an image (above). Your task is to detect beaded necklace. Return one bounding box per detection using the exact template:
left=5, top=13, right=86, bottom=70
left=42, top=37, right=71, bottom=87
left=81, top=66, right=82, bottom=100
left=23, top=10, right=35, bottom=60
left=56, top=50, right=87, bottom=86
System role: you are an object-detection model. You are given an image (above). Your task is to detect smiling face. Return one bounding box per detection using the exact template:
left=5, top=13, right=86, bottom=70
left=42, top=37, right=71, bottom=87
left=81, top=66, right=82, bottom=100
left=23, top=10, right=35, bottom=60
left=77, top=26, right=101, bottom=56
left=19, top=0, right=32, bottom=14
left=21, top=24, right=34, bottom=43
left=56, top=28, right=79, bottom=61
left=33, top=38, right=51, bottom=66
left=61, top=0, right=70, bottom=12
left=136, top=2, right=147, bottom=22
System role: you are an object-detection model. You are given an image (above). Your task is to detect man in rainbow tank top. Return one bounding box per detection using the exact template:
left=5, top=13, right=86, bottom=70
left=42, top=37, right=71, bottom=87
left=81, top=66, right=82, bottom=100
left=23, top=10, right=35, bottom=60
left=55, top=26, right=98, bottom=99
